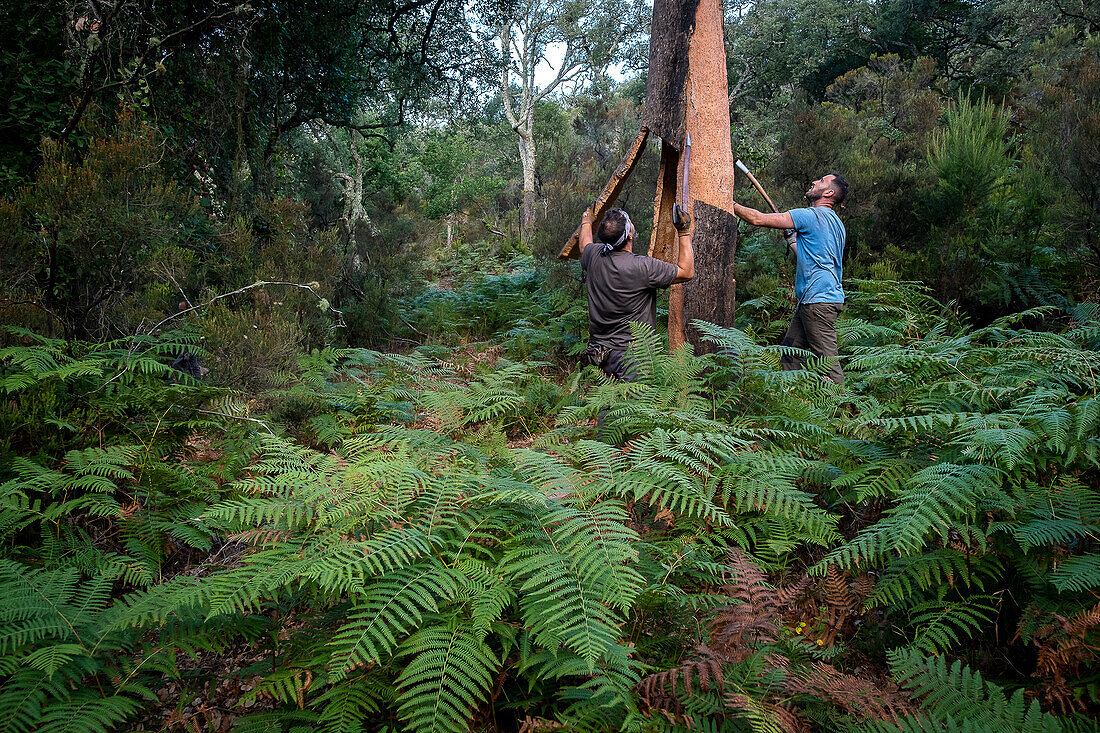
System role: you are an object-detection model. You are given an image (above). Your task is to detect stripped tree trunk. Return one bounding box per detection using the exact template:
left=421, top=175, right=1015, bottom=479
left=644, top=0, right=738, bottom=354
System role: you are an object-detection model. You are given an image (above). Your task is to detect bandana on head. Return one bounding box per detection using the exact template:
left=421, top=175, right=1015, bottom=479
left=600, top=211, right=633, bottom=256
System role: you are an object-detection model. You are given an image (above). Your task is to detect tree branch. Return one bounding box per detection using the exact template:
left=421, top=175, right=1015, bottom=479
left=58, top=3, right=251, bottom=142
left=146, top=281, right=344, bottom=335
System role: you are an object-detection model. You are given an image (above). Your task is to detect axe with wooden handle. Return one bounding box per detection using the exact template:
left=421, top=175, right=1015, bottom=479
left=736, top=160, right=797, bottom=255
left=735, top=159, right=779, bottom=214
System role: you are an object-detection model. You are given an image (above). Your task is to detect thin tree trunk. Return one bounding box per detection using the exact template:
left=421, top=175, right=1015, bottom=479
left=518, top=129, right=537, bottom=240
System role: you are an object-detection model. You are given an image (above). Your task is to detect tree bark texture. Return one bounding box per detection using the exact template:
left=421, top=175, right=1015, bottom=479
left=649, top=144, right=684, bottom=348
left=680, top=202, right=738, bottom=349
left=518, top=128, right=537, bottom=240
left=646, top=0, right=737, bottom=355
left=643, top=0, right=701, bottom=151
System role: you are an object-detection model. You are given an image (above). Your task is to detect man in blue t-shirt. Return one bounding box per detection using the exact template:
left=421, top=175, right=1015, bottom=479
left=732, top=172, right=849, bottom=384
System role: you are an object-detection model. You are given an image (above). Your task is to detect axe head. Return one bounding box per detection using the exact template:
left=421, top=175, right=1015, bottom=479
left=735, top=159, right=750, bottom=175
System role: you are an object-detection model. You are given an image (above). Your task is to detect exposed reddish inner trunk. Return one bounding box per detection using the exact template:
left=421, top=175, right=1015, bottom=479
left=560, top=0, right=738, bottom=354
left=648, top=0, right=738, bottom=353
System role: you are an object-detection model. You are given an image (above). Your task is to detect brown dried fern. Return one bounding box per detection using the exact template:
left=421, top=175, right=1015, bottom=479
left=820, top=564, right=860, bottom=645
left=723, top=692, right=807, bottom=733
left=709, top=548, right=809, bottom=658
left=638, top=646, right=724, bottom=701
left=1026, top=600, right=1100, bottom=714
left=850, top=572, right=875, bottom=602
left=786, top=662, right=913, bottom=721
left=638, top=549, right=918, bottom=729
left=517, top=716, right=563, bottom=733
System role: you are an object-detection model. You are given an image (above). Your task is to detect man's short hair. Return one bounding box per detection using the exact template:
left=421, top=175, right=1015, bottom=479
left=597, top=209, right=630, bottom=244
left=827, top=172, right=849, bottom=206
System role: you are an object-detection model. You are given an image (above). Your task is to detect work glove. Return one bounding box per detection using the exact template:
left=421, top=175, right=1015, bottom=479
left=672, top=204, right=691, bottom=233
left=783, top=228, right=798, bottom=248
left=581, top=202, right=597, bottom=226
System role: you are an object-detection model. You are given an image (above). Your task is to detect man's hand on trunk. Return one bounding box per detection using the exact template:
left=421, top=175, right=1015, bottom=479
left=673, top=204, right=692, bottom=234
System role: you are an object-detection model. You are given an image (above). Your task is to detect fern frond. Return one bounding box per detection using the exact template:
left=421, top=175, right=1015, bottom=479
left=865, top=550, right=1001, bottom=608
left=239, top=667, right=315, bottom=708
left=455, top=558, right=516, bottom=632
left=313, top=673, right=387, bottom=733
left=395, top=622, right=500, bottom=733
left=819, top=463, right=1004, bottom=571
left=35, top=690, right=145, bottom=733
left=880, top=648, right=1061, bottom=733
left=907, top=596, right=998, bottom=654
left=1014, top=519, right=1099, bottom=553
left=328, top=564, right=461, bottom=680
left=1049, top=554, right=1100, bottom=593
left=717, top=459, right=842, bottom=547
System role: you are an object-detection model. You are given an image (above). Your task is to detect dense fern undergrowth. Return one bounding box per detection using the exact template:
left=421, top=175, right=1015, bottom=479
left=2, top=278, right=1100, bottom=733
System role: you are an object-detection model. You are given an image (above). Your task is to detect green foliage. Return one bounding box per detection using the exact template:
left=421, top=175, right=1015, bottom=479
left=927, top=93, right=1012, bottom=215
left=1022, top=31, right=1100, bottom=281
left=0, top=329, right=248, bottom=732
left=0, top=559, right=164, bottom=733
left=0, top=327, right=218, bottom=455
left=419, top=130, right=505, bottom=223
left=0, top=1, right=75, bottom=190
left=0, top=112, right=209, bottom=339
left=2, top=278, right=1100, bottom=730
left=409, top=261, right=579, bottom=361
left=917, top=91, right=1058, bottom=307
left=4, top=0, right=1100, bottom=728
left=201, top=296, right=307, bottom=392
left=395, top=623, right=500, bottom=733
left=857, top=649, right=1062, bottom=733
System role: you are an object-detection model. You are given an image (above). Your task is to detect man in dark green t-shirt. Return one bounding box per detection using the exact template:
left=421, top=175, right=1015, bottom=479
left=578, top=206, right=695, bottom=378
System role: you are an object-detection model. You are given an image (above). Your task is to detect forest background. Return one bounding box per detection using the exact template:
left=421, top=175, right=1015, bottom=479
left=1, top=0, right=1100, bottom=731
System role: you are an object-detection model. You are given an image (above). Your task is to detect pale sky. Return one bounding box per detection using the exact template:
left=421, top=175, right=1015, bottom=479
left=534, top=42, right=568, bottom=88
left=534, top=41, right=629, bottom=91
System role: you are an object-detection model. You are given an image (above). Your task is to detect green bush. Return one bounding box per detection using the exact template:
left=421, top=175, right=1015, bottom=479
left=0, top=111, right=211, bottom=340
left=201, top=296, right=306, bottom=393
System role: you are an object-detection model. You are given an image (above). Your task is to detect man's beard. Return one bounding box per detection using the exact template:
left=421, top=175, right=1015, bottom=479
left=805, top=189, right=822, bottom=205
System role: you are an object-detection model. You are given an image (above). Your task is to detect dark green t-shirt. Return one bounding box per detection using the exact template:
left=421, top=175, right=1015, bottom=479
left=581, top=242, right=678, bottom=350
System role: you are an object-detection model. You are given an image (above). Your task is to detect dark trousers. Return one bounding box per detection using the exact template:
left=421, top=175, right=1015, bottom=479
left=583, top=344, right=635, bottom=381
left=601, top=349, right=634, bottom=381
left=587, top=348, right=636, bottom=432
left=781, top=302, right=844, bottom=384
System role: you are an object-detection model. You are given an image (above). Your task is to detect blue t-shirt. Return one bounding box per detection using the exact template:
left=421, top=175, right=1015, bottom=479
left=790, top=206, right=846, bottom=303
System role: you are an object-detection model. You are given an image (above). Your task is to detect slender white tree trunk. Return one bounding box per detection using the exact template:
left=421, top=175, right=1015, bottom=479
left=517, top=126, right=537, bottom=240
left=493, top=0, right=641, bottom=242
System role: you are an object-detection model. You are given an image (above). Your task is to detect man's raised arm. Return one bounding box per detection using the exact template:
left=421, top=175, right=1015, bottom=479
left=733, top=203, right=798, bottom=256
left=672, top=205, right=695, bottom=284
left=579, top=206, right=596, bottom=253
left=732, top=202, right=794, bottom=230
